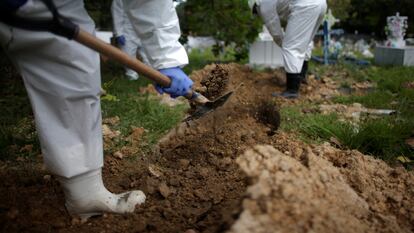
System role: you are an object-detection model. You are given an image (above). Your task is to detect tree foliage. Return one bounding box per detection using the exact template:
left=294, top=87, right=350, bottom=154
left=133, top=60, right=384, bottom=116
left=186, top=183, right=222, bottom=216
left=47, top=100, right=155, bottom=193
left=177, top=0, right=262, bottom=60
left=339, top=0, right=414, bottom=37
left=84, top=0, right=112, bottom=30
left=327, top=0, right=351, bottom=20
left=83, top=0, right=413, bottom=45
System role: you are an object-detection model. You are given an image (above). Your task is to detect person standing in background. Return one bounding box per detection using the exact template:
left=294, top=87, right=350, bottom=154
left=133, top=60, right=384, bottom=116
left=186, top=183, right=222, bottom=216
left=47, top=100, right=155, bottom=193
left=111, top=0, right=149, bottom=81
left=249, top=0, right=327, bottom=98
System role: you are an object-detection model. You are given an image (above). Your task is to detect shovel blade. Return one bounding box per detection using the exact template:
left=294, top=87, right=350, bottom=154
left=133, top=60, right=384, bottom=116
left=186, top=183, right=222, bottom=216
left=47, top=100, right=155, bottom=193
left=184, top=91, right=233, bottom=121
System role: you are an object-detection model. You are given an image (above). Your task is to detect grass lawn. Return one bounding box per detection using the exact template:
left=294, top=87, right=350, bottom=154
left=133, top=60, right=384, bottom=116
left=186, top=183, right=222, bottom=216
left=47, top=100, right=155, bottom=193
left=99, top=62, right=188, bottom=154
left=0, top=57, right=189, bottom=159
left=281, top=63, right=414, bottom=165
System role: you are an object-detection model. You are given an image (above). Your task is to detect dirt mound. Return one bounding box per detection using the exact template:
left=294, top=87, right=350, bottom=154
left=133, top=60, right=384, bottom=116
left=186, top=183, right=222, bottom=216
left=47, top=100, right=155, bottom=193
left=1, top=63, right=413, bottom=233
left=228, top=144, right=414, bottom=233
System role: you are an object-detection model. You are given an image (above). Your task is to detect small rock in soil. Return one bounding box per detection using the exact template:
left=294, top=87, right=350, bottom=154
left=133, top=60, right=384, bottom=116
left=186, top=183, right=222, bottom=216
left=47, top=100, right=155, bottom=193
left=113, top=151, right=124, bottom=159
left=159, top=182, right=171, bottom=198
left=194, top=189, right=210, bottom=201
left=179, top=159, right=190, bottom=169
left=168, top=177, right=180, bottom=186
left=198, top=168, right=209, bottom=178
left=148, top=164, right=163, bottom=177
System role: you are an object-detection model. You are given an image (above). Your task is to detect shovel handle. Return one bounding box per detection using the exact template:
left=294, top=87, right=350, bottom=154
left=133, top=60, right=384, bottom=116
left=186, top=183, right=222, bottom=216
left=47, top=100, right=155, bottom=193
left=75, top=29, right=209, bottom=104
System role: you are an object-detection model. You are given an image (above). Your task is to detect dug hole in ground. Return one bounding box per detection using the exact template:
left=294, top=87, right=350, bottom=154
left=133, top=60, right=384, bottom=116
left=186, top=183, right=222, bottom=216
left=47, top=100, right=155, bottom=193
left=1, top=64, right=413, bottom=233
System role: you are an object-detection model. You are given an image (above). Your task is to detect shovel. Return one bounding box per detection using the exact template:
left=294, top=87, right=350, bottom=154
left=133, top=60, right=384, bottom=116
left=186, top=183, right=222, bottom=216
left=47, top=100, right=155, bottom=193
left=0, top=0, right=233, bottom=120
left=76, top=30, right=233, bottom=119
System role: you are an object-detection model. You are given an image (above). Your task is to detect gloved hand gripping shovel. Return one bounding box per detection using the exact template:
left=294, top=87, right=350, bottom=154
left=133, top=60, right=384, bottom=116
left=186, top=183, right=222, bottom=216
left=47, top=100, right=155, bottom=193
left=0, top=0, right=232, bottom=120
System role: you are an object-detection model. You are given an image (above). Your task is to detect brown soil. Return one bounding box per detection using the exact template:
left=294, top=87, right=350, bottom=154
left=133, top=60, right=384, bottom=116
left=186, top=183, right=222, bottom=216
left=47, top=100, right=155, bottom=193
left=1, top=64, right=413, bottom=233
left=199, top=65, right=229, bottom=100
left=230, top=144, right=414, bottom=233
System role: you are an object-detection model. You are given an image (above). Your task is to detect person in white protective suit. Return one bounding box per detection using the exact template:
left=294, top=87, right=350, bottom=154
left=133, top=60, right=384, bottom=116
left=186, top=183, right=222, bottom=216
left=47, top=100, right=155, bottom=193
left=249, top=0, right=327, bottom=98
left=0, top=0, right=192, bottom=220
left=111, top=0, right=149, bottom=81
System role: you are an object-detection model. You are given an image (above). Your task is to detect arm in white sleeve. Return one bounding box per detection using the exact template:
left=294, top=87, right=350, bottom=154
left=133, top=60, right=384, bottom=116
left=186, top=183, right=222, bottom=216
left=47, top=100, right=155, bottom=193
left=111, top=0, right=125, bottom=36
left=123, top=0, right=188, bottom=69
left=258, top=0, right=284, bottom=46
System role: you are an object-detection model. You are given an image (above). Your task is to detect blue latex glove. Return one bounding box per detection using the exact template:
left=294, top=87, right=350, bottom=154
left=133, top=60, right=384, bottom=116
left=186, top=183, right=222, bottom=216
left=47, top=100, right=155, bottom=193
left=155, top=67, right=193, bottom=98
left=116, top=35, right=126, bottom=46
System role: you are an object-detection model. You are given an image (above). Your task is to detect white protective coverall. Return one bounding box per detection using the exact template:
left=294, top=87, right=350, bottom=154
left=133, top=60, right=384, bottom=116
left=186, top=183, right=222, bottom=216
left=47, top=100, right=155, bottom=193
left=0, top=0, right=103, bottom=179
left=251, top=0, right=326, bottom=73
left=123, top=0, right=188, bottom=70
left=0, top=0, right=187, bottom=180
left=111, top=0, right=149, bottom=80
left=0, top=0, right=187, bottom=218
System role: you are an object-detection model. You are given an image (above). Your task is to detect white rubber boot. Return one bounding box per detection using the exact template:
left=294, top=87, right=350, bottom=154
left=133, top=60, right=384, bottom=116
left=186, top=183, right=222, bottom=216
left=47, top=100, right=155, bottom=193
left=57, top=169, right=146, bottom=220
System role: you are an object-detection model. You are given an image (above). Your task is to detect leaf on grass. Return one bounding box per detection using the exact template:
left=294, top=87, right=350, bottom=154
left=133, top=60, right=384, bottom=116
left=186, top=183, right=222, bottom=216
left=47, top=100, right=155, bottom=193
left=102, top=124, right=121, bottom=140
left=19, top=144, right=33, bottom=153
left=113, top=151, right=124, bottom=160
left=103, top=116, right=120, bottom=125
left=397, top=156, right=412, bottom=163
left=127, top=127, right=145, bottom=144
left=101, top=94, right=119, bottom=102
left=329, top=137, right=342, bottom=147
left=139, top=84, right=158, bottom=95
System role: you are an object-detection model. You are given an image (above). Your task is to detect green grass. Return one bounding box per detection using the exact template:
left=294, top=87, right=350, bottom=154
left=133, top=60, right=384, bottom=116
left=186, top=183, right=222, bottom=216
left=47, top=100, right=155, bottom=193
left=334, top=65, right=414, bottom=163
left=0, top=58, right=188, bottom=159
left=334, top=91, right=395, bottom=109
left=0, top=55, right=39, bottom=159
left=282, top=62, right=414, bottom=164
left=183, top=47, right=239, bottom=74
left=183, top=48, right=217, bottom=74
left=281, top=104, right=413, bottom=163
left=100, top=62, right=188, bottom=147
left=333, top=65, right=414, bottom=112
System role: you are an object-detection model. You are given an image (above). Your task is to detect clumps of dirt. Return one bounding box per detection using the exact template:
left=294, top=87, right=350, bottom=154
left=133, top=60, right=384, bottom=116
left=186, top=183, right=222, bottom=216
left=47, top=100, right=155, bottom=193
left=228, top=144, right=414, bottom=233
left=254, top=100, right=281, bottom=135
left=317, top=143, right=414, bottom=231
left=230, top=145, right=371, bottom=233
left=199, top=65, right=229, bottom=100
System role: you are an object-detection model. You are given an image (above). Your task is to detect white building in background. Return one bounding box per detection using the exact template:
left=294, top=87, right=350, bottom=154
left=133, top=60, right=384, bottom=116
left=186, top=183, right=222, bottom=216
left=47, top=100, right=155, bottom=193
left=249, top=26, right=284, bottom=68
left=186, top=36, right=217, bottom=52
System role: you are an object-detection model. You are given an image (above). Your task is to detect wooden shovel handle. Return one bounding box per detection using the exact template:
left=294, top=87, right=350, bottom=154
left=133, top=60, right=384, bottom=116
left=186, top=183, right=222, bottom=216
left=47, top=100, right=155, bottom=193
left=75, top=29, right=209, bottom=104
left=76, top=29, right=171, bottom=87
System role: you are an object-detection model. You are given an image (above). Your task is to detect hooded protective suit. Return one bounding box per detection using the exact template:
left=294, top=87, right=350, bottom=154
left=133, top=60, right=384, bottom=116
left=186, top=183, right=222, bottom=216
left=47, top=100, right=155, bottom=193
left=0, top=0, right=103, bottom=179
left=123, top=0, right=188, bottom=70
left=251, top=0, right=326, bottom=73
left=0, top=0, right=188, bottom=219
left=111, top=0, right=149, bottom=80
left=0, top=0, right=187, bottom=179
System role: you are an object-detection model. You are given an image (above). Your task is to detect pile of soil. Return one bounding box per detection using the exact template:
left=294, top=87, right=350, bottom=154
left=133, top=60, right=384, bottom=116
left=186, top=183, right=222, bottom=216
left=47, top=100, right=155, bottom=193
left=230, top=144, right=414, bottom=233
left=1, top=63, right=413, bottom=233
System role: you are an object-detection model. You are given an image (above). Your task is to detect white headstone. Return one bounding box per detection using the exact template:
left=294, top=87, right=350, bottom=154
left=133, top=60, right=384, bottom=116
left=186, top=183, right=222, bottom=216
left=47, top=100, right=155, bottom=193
left=385, top=12, right=408, bottom=48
